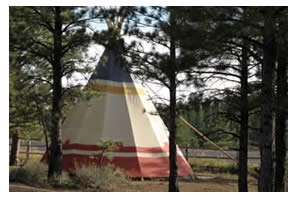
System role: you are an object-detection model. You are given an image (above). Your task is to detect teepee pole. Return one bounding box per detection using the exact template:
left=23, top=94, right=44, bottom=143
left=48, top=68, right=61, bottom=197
left=143, top=82, right=238, bottom=163
left=178, top=115, right=238, bottom=163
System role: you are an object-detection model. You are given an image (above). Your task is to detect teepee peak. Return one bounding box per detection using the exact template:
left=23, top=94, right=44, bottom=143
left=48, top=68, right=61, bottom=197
left=90, top=49, right=132, bottom=83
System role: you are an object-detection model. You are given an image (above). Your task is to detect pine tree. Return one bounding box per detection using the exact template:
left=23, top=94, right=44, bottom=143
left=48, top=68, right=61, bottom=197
left=126, top=7, right=196, bottom=191
left=259, top=7, right=277, bottom=192
left=9, top=6, right=93, bottom=178
left=274, top=8, right=288, bottom=192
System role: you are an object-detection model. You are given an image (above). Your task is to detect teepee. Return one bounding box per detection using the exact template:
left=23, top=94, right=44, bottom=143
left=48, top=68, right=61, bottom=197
left=60, top=49, right=193, bottom=177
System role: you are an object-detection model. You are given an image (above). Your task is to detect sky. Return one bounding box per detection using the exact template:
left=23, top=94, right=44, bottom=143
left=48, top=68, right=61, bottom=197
left=67, top=43, right=239, bottom=105
left=64, top=9, right=239, bottom=105
left=62, top=12, right=175, bottom=104
left=64, top=39, right=175, bottom=105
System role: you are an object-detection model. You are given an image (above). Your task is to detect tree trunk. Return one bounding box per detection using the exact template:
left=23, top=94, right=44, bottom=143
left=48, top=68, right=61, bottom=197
left=274, top=12, right=288, bottom=191
left=257, top=145, right=263, bottom=191
left=168, top=84, right=179, bottom=192
left=238, top=44, right=249, bottom=192
left=43, top=125, right=50, bottom=165
left=168, top=17, right=179, bottom=192
left=9, top=132, right=20, bottom=166
left=48, top=6, right=63, bottom=179
left=259, top=8, right=276, bottom=192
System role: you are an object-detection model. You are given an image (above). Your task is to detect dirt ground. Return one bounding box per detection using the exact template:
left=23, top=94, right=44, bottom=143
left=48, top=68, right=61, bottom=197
left=9, top=174, right=258, bottom=192
left=9, top=183, right=50, bottom=192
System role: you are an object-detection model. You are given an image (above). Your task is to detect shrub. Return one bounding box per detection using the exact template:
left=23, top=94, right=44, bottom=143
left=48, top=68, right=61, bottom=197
left=9, top=160, right=128, bottom=191
left=48, top=172, right=73, bottom=189
left=9, top=161, right=48, bottom=187
left=70, top=164, right=127, bottom=191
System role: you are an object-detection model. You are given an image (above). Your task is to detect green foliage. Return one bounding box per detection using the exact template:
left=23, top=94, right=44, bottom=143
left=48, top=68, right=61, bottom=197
left=96, top=139, right=122, bottom=164
left=9, top=6, right=98, bottom=141
left=156, top=97, right=242, bottom=149
left=176, top=118, right=195, bottom=146
left=96, top=139, right=122, bottom=153
left=70, top=164, right=127, bottom=191
left=9, top=54, right=44, bottom=140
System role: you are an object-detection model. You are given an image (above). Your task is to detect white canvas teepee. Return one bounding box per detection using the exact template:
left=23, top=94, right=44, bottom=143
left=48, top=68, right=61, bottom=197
left=60, top=49, right=193, bottom=177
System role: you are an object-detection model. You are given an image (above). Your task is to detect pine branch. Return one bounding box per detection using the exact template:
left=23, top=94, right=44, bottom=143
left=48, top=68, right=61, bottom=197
left=30, top=7, right=55, bottom=33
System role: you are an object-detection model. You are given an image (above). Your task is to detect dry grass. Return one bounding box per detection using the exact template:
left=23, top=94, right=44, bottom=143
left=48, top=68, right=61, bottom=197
left=10, top=174, right=258, bottom=192
left=10, top=153, right=259, bottom=192
left=116, top=173, right=257, bottom=192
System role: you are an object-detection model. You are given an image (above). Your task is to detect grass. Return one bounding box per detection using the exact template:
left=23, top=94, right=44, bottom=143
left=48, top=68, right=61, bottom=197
left=189, top=158, right=259, bottom=175
left=10, top=153, right=260, bottom=192
left=10, top=151, right=43, bottom=167
left=106, top=173, right=258, bottom=192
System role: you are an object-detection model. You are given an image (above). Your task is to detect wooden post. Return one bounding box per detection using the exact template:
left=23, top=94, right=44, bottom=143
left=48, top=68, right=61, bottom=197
left=26, top=140, right=31, bottom=161
left=185, top=145, right=189, bottom=161
left=9, top=132, right=20, bottom=166
left=21, top=140, right=31, bottom=167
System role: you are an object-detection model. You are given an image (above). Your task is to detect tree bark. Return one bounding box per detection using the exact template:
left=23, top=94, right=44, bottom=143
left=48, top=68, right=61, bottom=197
left=9, top=132, right=20, bottom=166
left=168, top=16, right=179, bottom=192
left=169, top=83, right=179, bottom=192
left=274, top=11, right=288, bottom=191
left=48, top=6, right=63, bottom=179
left=238, top=44, right=249, bottom=192
left=259, top=7, right=276, bottom=192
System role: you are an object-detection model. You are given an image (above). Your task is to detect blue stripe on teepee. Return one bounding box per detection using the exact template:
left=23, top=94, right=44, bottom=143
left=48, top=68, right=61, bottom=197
left=90, top=50, right=133, bottom=83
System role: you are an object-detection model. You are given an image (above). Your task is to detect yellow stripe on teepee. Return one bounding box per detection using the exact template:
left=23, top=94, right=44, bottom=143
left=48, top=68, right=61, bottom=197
left=88, top=83, right=146, bottom=96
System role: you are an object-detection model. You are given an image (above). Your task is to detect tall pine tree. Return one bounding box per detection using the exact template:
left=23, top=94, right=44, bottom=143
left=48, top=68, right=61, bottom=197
left=10, top=6, right=93, bottom=178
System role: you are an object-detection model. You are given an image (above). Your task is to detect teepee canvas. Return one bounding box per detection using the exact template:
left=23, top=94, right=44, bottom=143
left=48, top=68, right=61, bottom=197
left=60, top=49, right=193, bottom=177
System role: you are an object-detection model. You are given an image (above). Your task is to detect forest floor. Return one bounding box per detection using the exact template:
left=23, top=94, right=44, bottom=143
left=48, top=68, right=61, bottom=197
left=9, top=173, right=258, bottom=192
